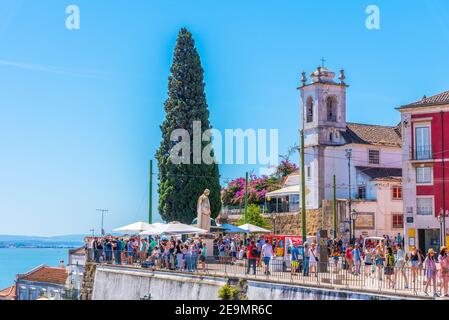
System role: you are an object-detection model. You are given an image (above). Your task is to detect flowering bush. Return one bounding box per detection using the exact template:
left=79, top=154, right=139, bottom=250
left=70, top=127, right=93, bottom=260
left=221, top=160, right=297, bottom=206
left=276, top=160, right=298, bottom=178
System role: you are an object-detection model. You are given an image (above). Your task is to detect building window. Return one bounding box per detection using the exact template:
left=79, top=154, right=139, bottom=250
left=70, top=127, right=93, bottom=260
left=358, top=186, right=366, bottom=199
left=326, top=97, right=337, bottom=122
left=329, top=132, right=333, bottom=141
left=417, top=197, right=433, bottom=215
left=306, top=166, right=311, bottom=179
left=416, top=166, right=432, bottom=184
left=368, top=150, right=380, bottom=164
left=414, top=126, right=431, bottom=160
left=306, top=97, right=313, bottom=123
left=392, top=214, right=404, bottom=229
left=392, top=186, right=402, bottom=200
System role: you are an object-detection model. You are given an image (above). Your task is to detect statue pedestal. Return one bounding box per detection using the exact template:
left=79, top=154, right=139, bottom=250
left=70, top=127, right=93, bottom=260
left=204, top=238, right=215, bottom=258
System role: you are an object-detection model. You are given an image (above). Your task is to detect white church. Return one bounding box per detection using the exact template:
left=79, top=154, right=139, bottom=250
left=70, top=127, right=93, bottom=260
left=269, top=65, right=404, bottom=239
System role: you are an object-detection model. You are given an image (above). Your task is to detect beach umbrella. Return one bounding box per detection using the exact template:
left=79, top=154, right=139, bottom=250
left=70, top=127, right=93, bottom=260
left=238, top=223, right=271, bottom=234
left=221, top=224, right=249, bottom=234
left=112, top=221, right=155, bottom=233
left=139, top=221, right=208, bottom=236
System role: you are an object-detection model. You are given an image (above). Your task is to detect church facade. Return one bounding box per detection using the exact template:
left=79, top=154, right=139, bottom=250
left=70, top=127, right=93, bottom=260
left=299, top=66, right=404, bottom=239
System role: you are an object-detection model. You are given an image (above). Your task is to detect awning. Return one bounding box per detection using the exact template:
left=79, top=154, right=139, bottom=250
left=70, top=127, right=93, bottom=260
left=266, top=185, right=300, bottom=197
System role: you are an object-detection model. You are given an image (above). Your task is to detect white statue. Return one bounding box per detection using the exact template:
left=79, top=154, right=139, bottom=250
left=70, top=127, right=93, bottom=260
left=197, top=189, right=211, bottom=232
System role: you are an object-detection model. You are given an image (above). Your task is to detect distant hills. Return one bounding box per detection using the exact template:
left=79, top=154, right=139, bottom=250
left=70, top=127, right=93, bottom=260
left=0, top=234, right=86, bottom=248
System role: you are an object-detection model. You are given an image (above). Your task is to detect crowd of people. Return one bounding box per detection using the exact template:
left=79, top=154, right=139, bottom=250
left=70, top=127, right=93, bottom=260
left=86, top=235, right=208, bottom=272
left=85, top=232, right=449, bottom=298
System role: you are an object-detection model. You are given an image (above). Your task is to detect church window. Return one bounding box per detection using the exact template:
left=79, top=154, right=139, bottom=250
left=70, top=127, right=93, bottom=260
left=306, top=97, right=313, bottom=123
left=326, top=97, right=337, bottom=122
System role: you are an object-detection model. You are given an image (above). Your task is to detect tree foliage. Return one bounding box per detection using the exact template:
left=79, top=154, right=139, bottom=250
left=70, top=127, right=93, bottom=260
left=155, top=28, right=221, bottom=223
left=236, top=204, right=271, bottom=229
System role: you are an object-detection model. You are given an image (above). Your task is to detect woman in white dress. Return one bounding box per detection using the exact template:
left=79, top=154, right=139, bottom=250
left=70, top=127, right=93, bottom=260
left=309, top=242, right=319, bottom=277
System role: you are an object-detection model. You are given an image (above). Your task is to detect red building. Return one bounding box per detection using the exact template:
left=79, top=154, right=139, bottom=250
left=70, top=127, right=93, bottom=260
left=398, top=90, right=449, bottom=253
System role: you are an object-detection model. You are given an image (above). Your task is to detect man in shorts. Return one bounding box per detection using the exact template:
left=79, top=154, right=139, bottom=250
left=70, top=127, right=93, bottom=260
left=291, top=243, right=299, bottom=275
left=261, top=240, right=273, bottom=275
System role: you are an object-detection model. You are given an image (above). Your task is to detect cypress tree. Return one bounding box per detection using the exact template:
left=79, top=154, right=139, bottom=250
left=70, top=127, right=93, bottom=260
left=156, top=28, right=221, bottom=224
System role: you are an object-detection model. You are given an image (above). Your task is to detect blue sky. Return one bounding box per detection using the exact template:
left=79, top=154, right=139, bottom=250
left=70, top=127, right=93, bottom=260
left=1, top=0, right=448, bottom=236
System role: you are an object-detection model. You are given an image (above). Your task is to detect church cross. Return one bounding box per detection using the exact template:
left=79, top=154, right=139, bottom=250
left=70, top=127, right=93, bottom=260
left=321, top=57, right=326, bottom=68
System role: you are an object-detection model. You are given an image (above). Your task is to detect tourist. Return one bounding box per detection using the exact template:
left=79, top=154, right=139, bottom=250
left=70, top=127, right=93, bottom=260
left=127, top=237, right=134, bottom=265
left=191, top=240, right=199, bottom=271
left=352, top=244, right=361, bottom=275
left=175, top=240, right=183, bottom=270
left=290, top=243, right=300, bottom=276
left=309, top=242, right=319, bottom=277
left=132, top=238, right=139, bottom=264
left=331, top=245, right=340, bottom=273
left=394, top=244, right=408, bottom=289
left=200, top=242, right=207, bottom=272
left=303, top=242, right=310, bottom=276
left=152, top=246, right=161, bottom=269
left=113, top=237, right=122, bottom=265
left=363, top=245, right=373, bottom=278
left=230, top=239, right=237, bottom=264
left=423, top=248, right=438, bottom=297
left=104, top=239, right=113, bottom=264
left=246, top=240, right=257, bottom=275
left=345, top=245, right=353, bottom=273
left=261, top=239, right=273, bottom=276
left=218, top=241, right=226, bottom=264
left=409, top=246, right=422, bottom=290
left=169, top=239, right=176, bottom=270
left=184, top=241, right=192, bottom=271
left=149, top=237, right=157, bottom=255
left=375, top=244, right=385, bottom=281
left=238, top=245, right=245, bottom=260
left=140, top=238, right=148, bottom=262
left=438, top=246, right=449, bottom=297
left=384, top=246, right=395, bottom=289
left=93, top=238, right=100, bottom=263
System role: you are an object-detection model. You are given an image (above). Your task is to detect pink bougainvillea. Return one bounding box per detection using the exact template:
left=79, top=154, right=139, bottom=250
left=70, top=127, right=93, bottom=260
left=221, top=160, right=297, bottom=206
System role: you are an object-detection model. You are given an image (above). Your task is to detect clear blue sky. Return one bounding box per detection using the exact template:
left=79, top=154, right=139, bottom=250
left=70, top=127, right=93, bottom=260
left=1, top=0, right=448, bottom=236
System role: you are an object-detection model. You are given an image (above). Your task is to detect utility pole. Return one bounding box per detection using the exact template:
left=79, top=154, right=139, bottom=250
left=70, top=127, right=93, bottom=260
left=301, top=128, right=307, bottom=242
left=441, top=111, right=446, bottom=246
left=298, top=71, right=307, bottom=243
left=149, top=160, right=153, bottom=224
left=244, top=172, right=249, bottom=224
left=96, top=209, right=109, bottom=236
left=333, top=175, right=337, bottom=239
left=345, top=148, right=352, bottom=245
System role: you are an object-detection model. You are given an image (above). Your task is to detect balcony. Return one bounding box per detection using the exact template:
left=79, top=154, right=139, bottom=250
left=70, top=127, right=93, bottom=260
left=410, top=146, right=433, bottom=163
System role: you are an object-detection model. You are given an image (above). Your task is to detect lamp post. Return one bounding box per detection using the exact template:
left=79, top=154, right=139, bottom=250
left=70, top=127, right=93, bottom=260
left=438, top=210, right=444, bottom=248
left=350, top=209, right=358, bottom=245
left=345, top=148, right=353, bottom=244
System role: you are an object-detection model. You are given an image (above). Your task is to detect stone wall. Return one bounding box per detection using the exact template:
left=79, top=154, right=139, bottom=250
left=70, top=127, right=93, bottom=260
left=79, top=263, right=96, bottom=300
left=91, top=266, right=401, bottom=300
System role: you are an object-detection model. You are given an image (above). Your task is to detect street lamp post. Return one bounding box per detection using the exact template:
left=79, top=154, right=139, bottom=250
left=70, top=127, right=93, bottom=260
left=345, top=148, right=353, bottom=244
left=351, top=209, right=358, bottom=245
left=438, top=210, right=444, bottom=247
left=96, top=209, right=109, bottom=236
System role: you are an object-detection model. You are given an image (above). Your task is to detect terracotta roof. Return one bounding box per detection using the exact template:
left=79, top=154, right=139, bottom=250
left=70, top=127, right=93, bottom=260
left=356, top=166, right=402, bottom=181
left=0, top=285, right=16, bottom=300
left=18, top=265, right=68, bottom=285
left=399, top=90, right=449, bottom=109
left=342, top=123, right=402, bottom=147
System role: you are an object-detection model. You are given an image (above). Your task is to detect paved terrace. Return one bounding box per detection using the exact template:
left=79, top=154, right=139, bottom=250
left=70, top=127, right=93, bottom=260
left=92, top=259, right=443, bottom=300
